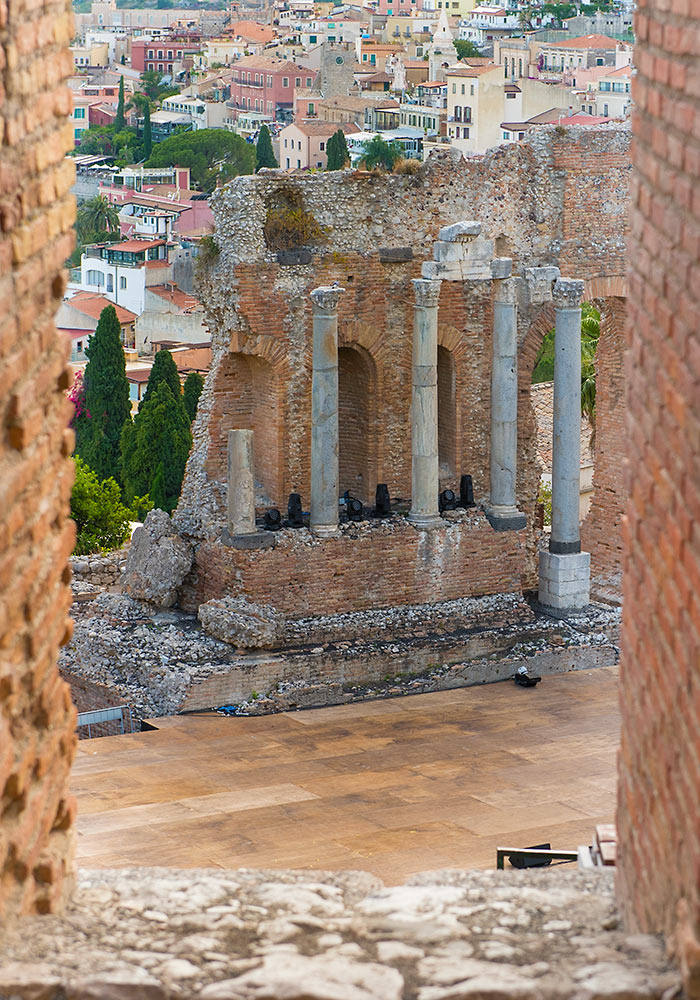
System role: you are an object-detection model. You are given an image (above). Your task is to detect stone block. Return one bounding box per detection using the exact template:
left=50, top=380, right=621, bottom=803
left=378, top=247, right=413, bottom=263
left=198, top=596, right=285, bottom=649
left=122, top=510, right=193, bottom=609
left=432, top=241, right=465, bottom=263
left=490, top=257, right=513, bottom=279
left=438, top=220, right=481, bottom=242
left=538, top=550, right=590, bottom=610
left=420, top=260, right=463, bottom=281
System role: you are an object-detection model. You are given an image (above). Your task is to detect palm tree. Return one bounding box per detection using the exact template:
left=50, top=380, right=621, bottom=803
left=580, top=303, right=600, bottom=449
left=77, top=196, right=120, bottom=243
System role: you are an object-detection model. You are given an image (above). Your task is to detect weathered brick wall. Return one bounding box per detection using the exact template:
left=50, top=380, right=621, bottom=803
left=179, top=515, right=531, bottom=616
left=617, top=0, right=700, bottom=993
left=0, top=0, right=78, bottom=919
left=580, top=296, right=627, bottom=594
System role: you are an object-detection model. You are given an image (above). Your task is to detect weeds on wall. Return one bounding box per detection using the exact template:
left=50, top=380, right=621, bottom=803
left=263, top=187, right=326, bottom=251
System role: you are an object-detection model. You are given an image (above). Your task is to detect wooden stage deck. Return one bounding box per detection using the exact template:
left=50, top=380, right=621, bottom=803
left=72, top=666, right=620, bottom=883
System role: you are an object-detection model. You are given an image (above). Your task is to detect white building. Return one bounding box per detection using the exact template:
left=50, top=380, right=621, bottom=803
left=160, top=94, right=229, bottom=129
left=458, top=6, right=520, bottom=46
left=79, top=238, right=171, bottom=316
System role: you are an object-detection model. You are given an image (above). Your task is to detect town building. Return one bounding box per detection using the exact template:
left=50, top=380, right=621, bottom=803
left=160, top=94, right=229, bottom=130
left=457, top=5, right=521, bottom=46
left=131, top=33, right=203, bottom=76
left=99, top=165, right=214, bottom=238
left=77, top=238, right=171, bottom=317
left=56, top=292, right=138, bottom=358
left=135, top=283, right=209, bottom=355
left=279, top=120, right=356, bottom=169
left=227, top=56, right=315, bottom=123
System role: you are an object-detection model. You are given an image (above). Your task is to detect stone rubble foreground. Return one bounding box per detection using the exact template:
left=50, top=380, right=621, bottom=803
left=0, top=869, right=678, bottom=999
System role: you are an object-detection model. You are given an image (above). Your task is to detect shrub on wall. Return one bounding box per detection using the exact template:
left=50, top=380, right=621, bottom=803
left=263, top=187, right=325, bottom=251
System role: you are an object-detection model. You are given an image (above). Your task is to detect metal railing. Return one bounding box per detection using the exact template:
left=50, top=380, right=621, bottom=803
left=77, top=705, right=137, bottom=739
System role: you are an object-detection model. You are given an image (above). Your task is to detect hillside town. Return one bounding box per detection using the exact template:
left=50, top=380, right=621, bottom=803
left=64, top=0, right=633, bottom=401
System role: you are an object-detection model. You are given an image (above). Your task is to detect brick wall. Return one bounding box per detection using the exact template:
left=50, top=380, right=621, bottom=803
left=581, top=297, right=627, bottom=594
left=180, top=516, right=531, bottom=616
left=0, top=0, right=77, bottom=919
left=617, top=0, right=700, bottom=992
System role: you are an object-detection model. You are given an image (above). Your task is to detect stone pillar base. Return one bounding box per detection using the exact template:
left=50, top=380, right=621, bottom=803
left=407, top=513, right=444, bottom=530
left=539, top=550, right=590, bottom=610
left=486, top=506, right=526, bottom=532
left=310, top=525, right=341, bottom=539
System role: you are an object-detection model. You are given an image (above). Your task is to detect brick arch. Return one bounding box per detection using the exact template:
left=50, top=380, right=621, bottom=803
left=205, top=351, right=284, bottom=504
left=338, top=343, right=378, bottom=505
left=437, top=325, right=472, bottom=490
left=516, top=305, right=556, bottom=526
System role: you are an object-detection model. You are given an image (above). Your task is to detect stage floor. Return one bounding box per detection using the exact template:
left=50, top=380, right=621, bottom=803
left=72, top=665, right=619, bottom=882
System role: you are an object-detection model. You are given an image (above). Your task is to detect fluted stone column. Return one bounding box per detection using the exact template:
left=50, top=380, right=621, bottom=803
left=487, top=260, right=526, bottom=532
left=227, top=429, right=256, bottom=536
left=408, top=278, right=443, bottom=529
left=539, top=278, right=590, bottom=610
left=310, top=285, right=344, bottom=538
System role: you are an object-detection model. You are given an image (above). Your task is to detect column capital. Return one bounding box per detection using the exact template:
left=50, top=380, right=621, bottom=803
left=310, top=285, right=345, bottom=313
left=553, top=277, right=584, bottom=309
left=493, top=276, right=519, bottom=305
left=524, top=266, right=560, bottom=304
left=413, top=278, right=441, bottom=308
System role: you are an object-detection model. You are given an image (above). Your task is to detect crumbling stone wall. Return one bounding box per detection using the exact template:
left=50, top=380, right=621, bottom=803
left=178, top=132, right=630, bottom=612
left=0, top=0, right=78, bottom=919
left=617, top=0, right=700, bottom=993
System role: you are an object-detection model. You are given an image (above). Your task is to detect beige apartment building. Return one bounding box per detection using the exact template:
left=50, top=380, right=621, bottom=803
left=279, top=121, right=355, bottom=169
left=445, top=63, right=579, bottom=153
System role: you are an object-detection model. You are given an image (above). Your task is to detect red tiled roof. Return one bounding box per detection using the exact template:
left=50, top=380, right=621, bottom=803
left=549, top=33, right=628, bottom=48
left=147, top=284, right=200, bottom=310
left=110, top=239, right=166, bottom=252
left=66, top=292, right=137, bottom=324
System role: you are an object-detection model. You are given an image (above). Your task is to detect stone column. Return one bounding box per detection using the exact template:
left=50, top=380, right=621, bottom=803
left=227, top=429, right=256, bottom=537
left=487, top=259, right=526, bottom=531
left=310, top=285, right=344, bottom=538
left=408, top=278, right=443, bottom=529
left=539, top=278, right=590, bottom=610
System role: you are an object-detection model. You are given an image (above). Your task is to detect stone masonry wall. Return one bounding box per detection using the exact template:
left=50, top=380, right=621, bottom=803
left=0, top=0, right=78, bottom=919
left=176, top=131, right=631, bottom=613
left=617, top=0, right=700, bottom=993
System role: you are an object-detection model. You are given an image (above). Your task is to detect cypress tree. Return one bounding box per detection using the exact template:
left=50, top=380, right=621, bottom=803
left=121, top=382, right=192, bottom=514
left=115, top=76, right=125, bottom=132
left=183, top=371, right=204, bottom=422
left=255, top=124, right=277, bottom=171
left=143, top=103, right=152, bottom=160
left=138, top=348, right=181, bottom=413
left=326, top=129, right=349, bottom=170
left=74, top=305, right=131, bottom=483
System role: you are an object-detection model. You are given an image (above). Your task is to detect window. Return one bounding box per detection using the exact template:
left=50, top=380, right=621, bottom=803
left=463, top=126, right=470, bottom=137
left=286, top=157, right=290, bottom=167
left=309, top=34, right=317, bottom=43
left=306, top=77, right=312, bottom=86
left=596, top=57, right=604, bottom=65
left=168, top=50, right=172, bottom=58
left=471, top=84, right=474, bottom=95
left=284, top=137, right=288, bottom=147
left=604, top=103, right=609, bottom=116
left=320, top=141, right=325, bottom=150
left=77, top=341, right=83, bottom=353
left=309, top=102, right=314, bottom=114
left=267, top=75, right=273, bottom=85
left=106, top=274, right=113, bottom=292
left=148, top=49, right=154, bottom=58
left=297, top=158, right=301, bottom=167
left=461, top=83, right=465, bottom=94
left=283, top=76, right=289, bottom=86
left=506, top=91, right=516, bottom=99
left=74, top=107, right=85, bottom=119
left=86, top=269, right=104, bottom=287
left=157, top=49, right=163, bottom=58
left=295, top=77, right=301, bottom=86
left=452, top=82, right=456, bottom=93
left=518, top=58, right=522, bottom=75
left=455, top=126, right=460, bottom=137
left=120, top=276, right=127, bottom=289
left=502, top=131, right=509, bottom=139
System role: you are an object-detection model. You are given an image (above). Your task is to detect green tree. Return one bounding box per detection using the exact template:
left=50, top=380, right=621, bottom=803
left=121, top=382, right=192, bottom=514
left=140, top=69, right=168, bottom=102
left=145, top=128, right=255, bottom=190
left=183, top=371, right=204, bottom=421
left=454, top=38, right=481, bottom=59
left=74, top=305, right=132, bottom=483
left=326, top=129, right=349, bottom=170
left=71, top=457, right=133, bottom=555
left=359, top=134, right=403, bottom=171
left=76, top=195, right=120, bottom=244
left=115, top=75, right=125, bottom=132
left=255, top=124, right=277, bottom=170
left=143, top=102, right=152, bottom=160
left=73, top=125, right=115, bottom=156
left=531, top=302, right=600, bottom=439
left=138, top=348, right=182, bottom=413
